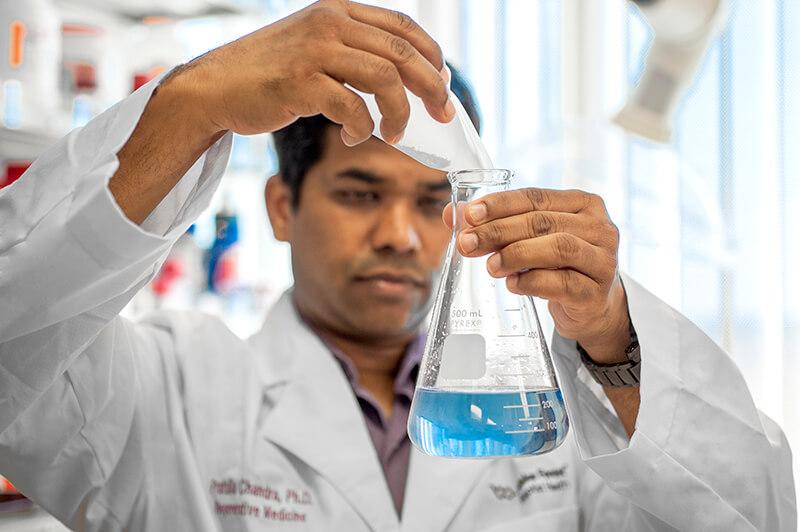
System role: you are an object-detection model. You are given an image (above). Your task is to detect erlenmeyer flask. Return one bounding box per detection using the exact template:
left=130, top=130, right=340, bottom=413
left=408, top=169, right=569, bottom=458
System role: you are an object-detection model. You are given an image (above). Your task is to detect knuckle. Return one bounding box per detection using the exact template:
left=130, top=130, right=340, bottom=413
left=391, top=10, right=417, bottom=33
left=592, top=221, right=619, bottom=252
left=480, top=222, right=505, bottom=247
left=554, top=233, right=578, bottom=260
left=586, top=192, right=604, bottom=210
left=525, top=188, right=547, bottom=210
left=307, top=6, right=336, bottom=27
left=529, top=213, right=555, bottom=237
left=388, top=36, right=416, bottom=63
left=603, top=256, right=619, bottom=282
left=329, top=91, right=362, bottom=117
left=561, top=272, right=590, bottom=302
left=327, top=93, right=348, bottom=113
left=560, top=272, right=574, bottom=299
left=580, top=283, right=594, bottom=302
left=605, top=221, right=620, bottom=247
left=316, top=0, right=347, bottom=11
left=576, top=285, right=593, bottom=302
left=346, top=94, right=367, bottom=117
left=372, top=58, right=400, bottom=85
left=505, top=242, right=525, bottom=265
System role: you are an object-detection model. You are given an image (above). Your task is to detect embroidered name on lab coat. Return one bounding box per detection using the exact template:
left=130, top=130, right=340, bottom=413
left=210, top=478, right=312, bottom=523
left=489, top=465, right=570, bottom=503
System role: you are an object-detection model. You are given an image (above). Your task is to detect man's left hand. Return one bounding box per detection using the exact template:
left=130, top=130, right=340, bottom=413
left=444, top=188, right=630, bottom=363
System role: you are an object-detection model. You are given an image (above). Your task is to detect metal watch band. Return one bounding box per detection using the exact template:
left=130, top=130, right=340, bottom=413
left=576, top=325, right=641, bottom=388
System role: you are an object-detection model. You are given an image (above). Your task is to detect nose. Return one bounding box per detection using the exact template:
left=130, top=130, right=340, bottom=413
left=371, top=200, right=421, bottom=254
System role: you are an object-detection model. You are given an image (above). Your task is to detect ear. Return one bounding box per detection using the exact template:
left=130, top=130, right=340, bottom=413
left=265, top=174, right=293, bottom=242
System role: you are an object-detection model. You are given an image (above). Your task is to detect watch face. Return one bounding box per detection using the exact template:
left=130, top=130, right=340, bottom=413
left=625, top=343, right=641, bottom=362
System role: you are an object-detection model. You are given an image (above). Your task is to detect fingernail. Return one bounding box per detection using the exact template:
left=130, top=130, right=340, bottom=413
left=507, top=273, right=519, bottom=288
left=444, top=98, right=455, bottom=119
left=468, top=203, right=487, bottom=223
left=487, top=254, right=501, bottom=274
left=341, top=129, right=358, bottom=147
left=440, top=65, right=451, bottom=85
left=459, top=232, right=478, bottom=253
left=388, top=130, right=404, bottom=145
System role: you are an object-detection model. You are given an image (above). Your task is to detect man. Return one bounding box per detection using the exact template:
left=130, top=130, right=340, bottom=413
left=0, top=1, right=794, bottom=530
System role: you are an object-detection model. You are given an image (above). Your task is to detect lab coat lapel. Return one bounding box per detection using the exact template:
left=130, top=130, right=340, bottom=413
left=252, top=293, right=399, bottom=531
left=401, top=447, right=491, bottom=532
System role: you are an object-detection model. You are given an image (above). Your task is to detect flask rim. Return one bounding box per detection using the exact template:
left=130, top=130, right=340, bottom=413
left=447, top=169, right=514, bottom=186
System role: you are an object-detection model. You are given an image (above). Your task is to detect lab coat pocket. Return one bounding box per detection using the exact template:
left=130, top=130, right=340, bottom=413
left=482, top=504, right=579, bottom=532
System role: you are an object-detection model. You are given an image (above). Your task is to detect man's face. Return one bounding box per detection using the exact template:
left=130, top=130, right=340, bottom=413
left=270, top=127, right=452, bottom=341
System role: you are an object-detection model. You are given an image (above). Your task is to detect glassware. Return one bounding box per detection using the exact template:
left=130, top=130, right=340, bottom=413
left=408, top=169, right=569, bottom=458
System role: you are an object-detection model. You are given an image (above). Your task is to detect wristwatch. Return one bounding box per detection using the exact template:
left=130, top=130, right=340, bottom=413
left=577, top=323, right=641, bottom=388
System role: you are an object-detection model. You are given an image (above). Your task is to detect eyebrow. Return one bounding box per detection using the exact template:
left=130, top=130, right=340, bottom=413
left=335, top=168, right=386, bottom=184
left=423, top=180, right=451, bottom=192
left=335, top=168, right=450, bottom=192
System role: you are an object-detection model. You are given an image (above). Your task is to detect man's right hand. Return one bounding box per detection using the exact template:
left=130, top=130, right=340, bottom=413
left=177, top=0, right=454, bottom=146
left=110, top=0, right=452, bottom=225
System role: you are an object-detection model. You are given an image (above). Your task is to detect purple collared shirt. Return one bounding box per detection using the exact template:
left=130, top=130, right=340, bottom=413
left=305, top=323, right=425, bottom=516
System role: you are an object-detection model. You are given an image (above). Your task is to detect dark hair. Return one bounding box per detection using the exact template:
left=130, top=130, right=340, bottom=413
left=272, top=61, right=481, bottom=208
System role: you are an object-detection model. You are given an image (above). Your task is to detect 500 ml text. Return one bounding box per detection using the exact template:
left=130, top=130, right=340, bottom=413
left=451, top=309, right=482, bottom=318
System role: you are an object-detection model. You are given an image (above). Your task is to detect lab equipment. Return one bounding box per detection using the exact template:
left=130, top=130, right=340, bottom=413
left=0, top=0, right=60, bottom=130
left=614, top=0, right=728, bottom=143
left=408, top=169, right=569, bottom=458
left=355, top=80, right=492, bottom=172
left=207, top=202, right=240, bottom=295
left=358, top=77, right=570, bottom=458
left=61, top=17, right=124, bottom=130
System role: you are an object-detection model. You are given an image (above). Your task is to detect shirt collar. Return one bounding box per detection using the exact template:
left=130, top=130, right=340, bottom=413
left=294, top=306, right=425, bottom=401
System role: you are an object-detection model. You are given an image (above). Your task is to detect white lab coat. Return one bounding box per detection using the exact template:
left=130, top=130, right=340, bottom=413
left=0, top=77, right=795, bottom=532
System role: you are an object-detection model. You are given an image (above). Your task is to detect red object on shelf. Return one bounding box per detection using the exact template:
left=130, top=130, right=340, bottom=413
left=0, top=475, right=18, bottom=494
left=132, top=73, right=151, bottom=91
left=132, top=66, right=167, bottom=92
left=151, top=257, right=186, bottom=296
left=2, top=161, right=32, bottom=189
left=72, top=62, right=97, bottom=91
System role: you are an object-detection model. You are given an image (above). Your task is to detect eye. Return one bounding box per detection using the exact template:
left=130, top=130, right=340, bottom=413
left=334, top=189, right=380, bottom=204
left=417, top=196, right=449, bottom=216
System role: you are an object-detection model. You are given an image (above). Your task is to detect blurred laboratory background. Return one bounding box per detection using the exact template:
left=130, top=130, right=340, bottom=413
left=1, top=0, right=798, bottom=529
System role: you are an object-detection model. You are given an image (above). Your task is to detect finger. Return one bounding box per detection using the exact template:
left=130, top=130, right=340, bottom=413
left=484, top=233, right=615, bottom=283
left=457, top=211, right=617, bottom=256
left=506, top=268, right=600, bottom=307
left=310, top=76, right=374, bottom=145
left=442, top=202, right=454, bottom=229
left=346, top=1, right=445, bottom=72
left=341, top=20, right=452, bottom=123
left=324, top=48, right=410, bottom=142
left=463, top=188, right=602, bottom=226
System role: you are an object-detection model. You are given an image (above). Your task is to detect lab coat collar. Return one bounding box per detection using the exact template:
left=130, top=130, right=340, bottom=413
left=250, top=291, right=491, bottom=531
left=250, top=291, right=400, bottom=531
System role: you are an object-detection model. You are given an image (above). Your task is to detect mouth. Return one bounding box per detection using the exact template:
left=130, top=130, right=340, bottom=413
left=354, top=271, right=427, bottom=297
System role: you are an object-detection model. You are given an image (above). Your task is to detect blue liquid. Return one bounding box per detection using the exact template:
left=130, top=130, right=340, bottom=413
left=408, top=388, right=569, bottom=458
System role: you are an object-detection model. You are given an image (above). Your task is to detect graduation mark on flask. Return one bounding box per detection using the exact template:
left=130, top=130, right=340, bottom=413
left=497, top=307, right=539, bottom=339
left=503, top=394, right=559, bottom=434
